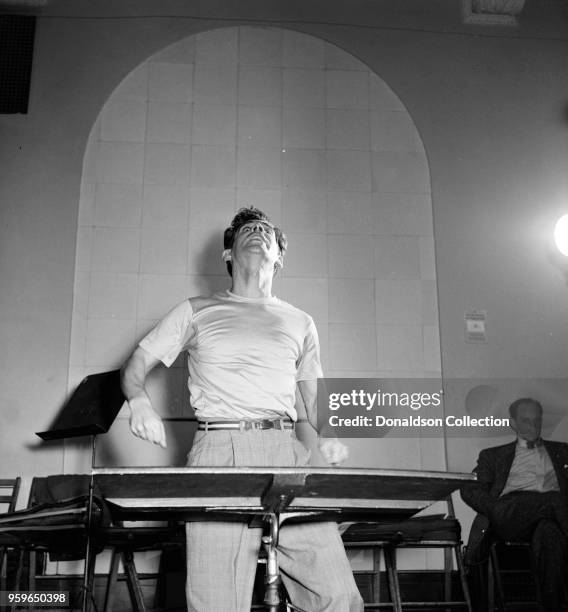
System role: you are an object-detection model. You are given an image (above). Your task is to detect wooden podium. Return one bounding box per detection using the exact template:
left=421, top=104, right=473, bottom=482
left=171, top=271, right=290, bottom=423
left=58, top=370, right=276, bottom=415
left=93, top=467, right=475, bottom=611
left=94, top=466, right=473, bottom=517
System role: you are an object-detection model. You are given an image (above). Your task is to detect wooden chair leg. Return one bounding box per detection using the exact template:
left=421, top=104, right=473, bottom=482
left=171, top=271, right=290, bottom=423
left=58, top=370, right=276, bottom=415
left=454, top=545, right=473, bottom=612
left=153, top=550, right=164, bottom=610
left=26, top=551, right=37, bottom=611
left=372, top=547, right=382, bottom=605
left=84, top=540, right=98, bottom=612
left=123, top=550, right=146, bottom=612
left=13, top=550, right=24, bottom=593
left=0, top=547, right=7, bottom=594
left=383, top=545, right=402, bottom=612
left=103, top=549, right=121, bottom=612
left=489, top=545, right=505, bottom=612
left=28, top=551, right=36, bottom=593
left=443, top=546, right=452, bottom=610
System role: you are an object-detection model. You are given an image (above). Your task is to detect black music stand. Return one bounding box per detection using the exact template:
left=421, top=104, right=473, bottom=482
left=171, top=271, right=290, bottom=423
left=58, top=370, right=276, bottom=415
left=36, top=370, right=125, bottom=612
left=36, top=370, right=125, bottom=441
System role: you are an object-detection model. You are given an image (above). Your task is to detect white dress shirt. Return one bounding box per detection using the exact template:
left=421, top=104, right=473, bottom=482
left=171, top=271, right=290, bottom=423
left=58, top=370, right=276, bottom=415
left=501, top=438, right=560, bottom=496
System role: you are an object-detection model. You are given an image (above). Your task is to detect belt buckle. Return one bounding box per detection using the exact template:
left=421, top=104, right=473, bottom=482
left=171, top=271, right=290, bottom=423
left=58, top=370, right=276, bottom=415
left=261, top=419, right=273, bottom=430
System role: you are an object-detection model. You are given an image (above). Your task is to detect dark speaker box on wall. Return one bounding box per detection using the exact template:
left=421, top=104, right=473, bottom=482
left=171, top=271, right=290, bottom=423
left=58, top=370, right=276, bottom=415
left=0, top=15, right=36, bottom=114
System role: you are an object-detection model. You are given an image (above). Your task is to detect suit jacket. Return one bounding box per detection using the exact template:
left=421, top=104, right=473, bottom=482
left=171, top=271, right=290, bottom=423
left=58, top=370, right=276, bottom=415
left=460, top=439, right=568, bottom=563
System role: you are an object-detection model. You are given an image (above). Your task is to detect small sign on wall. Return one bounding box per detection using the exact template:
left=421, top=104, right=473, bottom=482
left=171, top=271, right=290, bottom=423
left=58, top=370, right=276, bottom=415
left=465, top=310, right=487, bottom=343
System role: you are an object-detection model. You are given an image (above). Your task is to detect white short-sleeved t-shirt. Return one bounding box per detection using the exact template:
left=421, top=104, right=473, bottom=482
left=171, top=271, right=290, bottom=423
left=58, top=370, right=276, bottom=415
left=139, top=290, right=322, bottom=421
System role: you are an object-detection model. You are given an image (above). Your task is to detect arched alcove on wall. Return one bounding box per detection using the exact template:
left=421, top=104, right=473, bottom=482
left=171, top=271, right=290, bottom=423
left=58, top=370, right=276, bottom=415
left=69, top=26, right=441, bottom=473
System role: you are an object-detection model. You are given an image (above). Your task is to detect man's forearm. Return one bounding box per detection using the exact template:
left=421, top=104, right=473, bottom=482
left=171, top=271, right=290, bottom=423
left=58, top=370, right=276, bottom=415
left=297, top=377, right=338, bottom=440
left=460, top=452, right=496, bottom=517
left=121, top=347, right=156, bottom=408
left=297, top=379, right=349, bottom=464
left=460, top=484, right=494, bottom=517
left=122, top=367, right=146, bottom=401
left=121, top=346, right=167, bottom=447
left=297, top=379, right=322, bottom=433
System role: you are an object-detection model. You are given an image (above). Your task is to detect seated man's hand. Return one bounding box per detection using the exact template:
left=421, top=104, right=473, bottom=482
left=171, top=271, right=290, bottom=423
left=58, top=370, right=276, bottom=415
left=129, top=399, right=167, bottom=448
left=318, top=437, right=349, bottom=465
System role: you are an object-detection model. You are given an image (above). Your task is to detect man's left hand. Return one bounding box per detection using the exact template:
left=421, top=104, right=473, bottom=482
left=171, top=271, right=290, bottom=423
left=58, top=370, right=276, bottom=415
left=318, top=437, right=349, bottom=465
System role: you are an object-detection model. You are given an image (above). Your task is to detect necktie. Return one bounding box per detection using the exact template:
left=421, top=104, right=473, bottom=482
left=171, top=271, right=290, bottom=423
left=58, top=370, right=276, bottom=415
left=526, top=438, right=542, bottom=450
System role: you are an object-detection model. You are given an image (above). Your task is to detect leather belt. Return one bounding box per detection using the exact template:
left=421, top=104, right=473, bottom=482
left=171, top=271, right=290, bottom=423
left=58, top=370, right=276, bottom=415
left=197, top=418, right=294, bottom=432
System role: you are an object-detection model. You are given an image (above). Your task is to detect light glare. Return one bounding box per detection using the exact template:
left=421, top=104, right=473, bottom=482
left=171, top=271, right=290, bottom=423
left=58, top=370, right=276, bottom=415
left=554, top=215, right=568, bottom=256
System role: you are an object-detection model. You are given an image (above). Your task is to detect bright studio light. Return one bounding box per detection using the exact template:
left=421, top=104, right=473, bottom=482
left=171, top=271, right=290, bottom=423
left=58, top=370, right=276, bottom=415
left=554, top=215, right=568, bottom=256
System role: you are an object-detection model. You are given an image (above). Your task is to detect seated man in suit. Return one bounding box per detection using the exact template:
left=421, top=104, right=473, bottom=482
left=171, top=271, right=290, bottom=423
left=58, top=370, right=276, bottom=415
left=461, top=397, right=568, bottom=612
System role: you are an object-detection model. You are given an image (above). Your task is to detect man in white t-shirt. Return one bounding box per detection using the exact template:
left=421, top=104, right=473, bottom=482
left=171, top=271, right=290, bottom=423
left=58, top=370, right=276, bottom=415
left=121, top=207, right=363, bottom=612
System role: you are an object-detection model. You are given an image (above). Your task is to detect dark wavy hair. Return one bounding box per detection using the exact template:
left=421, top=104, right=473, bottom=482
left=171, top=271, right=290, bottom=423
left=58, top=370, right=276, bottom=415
left=223, top=207, right=287, bottom=277
left=508, top=397, right=543, bottom=420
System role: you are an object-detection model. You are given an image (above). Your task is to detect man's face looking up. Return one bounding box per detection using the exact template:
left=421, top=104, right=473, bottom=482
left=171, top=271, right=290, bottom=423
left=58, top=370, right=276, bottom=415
left=232, top=220, right=282, bottom=270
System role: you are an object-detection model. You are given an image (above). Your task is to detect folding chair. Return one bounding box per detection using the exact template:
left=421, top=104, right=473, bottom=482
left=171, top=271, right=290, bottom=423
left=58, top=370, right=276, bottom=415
left=342, top=533, right=401, bottom=610
left=0, top=478, right=21, bottom=592
left=102, top=521, right=185, bottom=612
left=390, top=496, right=471, bottom=610
left=488, top=540, right=539, bottom=611
left=342, top=496, right=472, bottom=611
left=8, top=476, right=103, bottom=597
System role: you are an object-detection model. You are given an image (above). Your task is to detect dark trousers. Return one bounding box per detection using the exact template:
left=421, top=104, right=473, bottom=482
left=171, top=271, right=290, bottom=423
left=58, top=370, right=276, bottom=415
left=490, top=491, right=568, bottom=612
